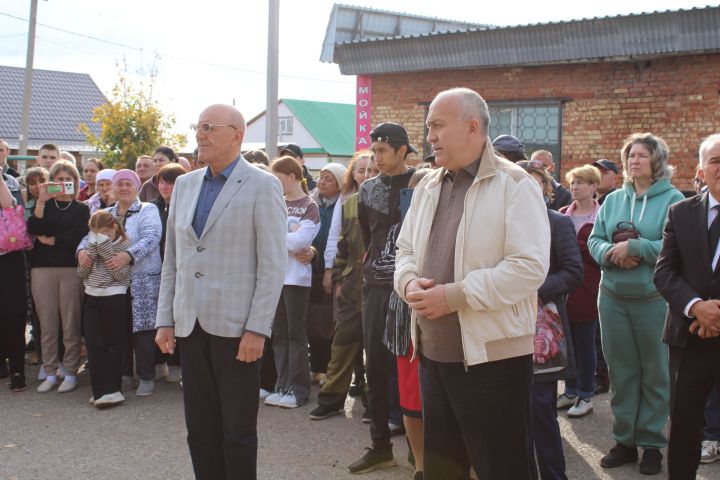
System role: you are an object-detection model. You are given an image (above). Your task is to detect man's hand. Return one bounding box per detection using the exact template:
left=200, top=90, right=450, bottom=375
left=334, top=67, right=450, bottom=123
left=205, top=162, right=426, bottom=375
left=237, top=331, right=265, bottom=362
left=689, top=320, right=720, bottom=339
left=407, top=282, right=452, bottom=320
left=334, top=283, right=342, bottom=299
left=36, top=235, right=55, bottom=246
left=106, top=252, right=132, bottom=271
left=322, top=269, right=333, bottom=294
left=78, top=249, right=92, bottom=268
left=294, top=247, right=315, bottom=265
left=155, top=327, right=176, bottom=354
left=689, top=300, right=720, bottom=337
left=405, top=277, right=435, bottom=297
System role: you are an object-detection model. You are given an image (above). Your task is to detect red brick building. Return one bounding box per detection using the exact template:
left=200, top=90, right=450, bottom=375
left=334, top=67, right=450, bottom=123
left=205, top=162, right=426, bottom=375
left=322, top=5, right=720, bottom=191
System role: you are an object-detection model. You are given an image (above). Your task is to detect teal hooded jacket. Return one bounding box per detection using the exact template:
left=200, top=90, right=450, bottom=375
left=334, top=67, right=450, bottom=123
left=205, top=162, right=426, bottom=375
left=588, top=179, right=684, bottom=299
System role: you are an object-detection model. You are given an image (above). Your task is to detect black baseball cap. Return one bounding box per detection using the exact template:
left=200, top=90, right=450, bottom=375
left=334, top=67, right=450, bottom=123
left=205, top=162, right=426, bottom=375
left=280, top=143, right=303, bottom=159
left=592, top=159, right=619, bottom=174
left=370, top=123, right=418, bottom=154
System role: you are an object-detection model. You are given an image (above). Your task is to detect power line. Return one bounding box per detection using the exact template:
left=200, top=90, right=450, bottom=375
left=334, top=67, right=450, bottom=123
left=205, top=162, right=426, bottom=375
left=0, top=11, right=354, bottom=85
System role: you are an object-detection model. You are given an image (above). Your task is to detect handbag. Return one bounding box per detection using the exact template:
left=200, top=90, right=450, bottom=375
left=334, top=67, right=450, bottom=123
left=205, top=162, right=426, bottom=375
left=0, top=204, right=33, bottom=253
left=533, top=301, right=568, bottom=374
left=611, top=221, right=640, bottom=243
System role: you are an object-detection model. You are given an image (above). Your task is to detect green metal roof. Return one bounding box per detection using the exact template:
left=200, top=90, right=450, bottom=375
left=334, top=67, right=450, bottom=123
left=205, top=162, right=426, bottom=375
left=282, top=99, right=355, bottom=157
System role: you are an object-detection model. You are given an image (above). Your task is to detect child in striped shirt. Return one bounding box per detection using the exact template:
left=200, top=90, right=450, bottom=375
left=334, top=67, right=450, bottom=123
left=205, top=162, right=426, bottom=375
left=78, top=210, right=131, bottom=408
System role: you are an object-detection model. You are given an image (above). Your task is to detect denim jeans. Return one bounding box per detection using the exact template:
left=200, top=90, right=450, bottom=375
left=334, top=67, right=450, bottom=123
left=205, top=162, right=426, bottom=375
left=565, top=320, right=597, bottom=399
left=420, top=354, right=533, bottom=480
left=705, top=387, right=720, bottom=441
left=530, top=381, right=568, bottom=480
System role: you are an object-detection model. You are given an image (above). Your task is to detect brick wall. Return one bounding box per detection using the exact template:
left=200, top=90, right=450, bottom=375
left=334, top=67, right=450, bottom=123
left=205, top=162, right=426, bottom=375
left=370, top=54, right=720, bottom=191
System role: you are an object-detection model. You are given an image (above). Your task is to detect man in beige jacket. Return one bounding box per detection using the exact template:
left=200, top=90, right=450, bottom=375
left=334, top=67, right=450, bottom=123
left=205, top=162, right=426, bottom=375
left=394, top=88, right=550, bottom=479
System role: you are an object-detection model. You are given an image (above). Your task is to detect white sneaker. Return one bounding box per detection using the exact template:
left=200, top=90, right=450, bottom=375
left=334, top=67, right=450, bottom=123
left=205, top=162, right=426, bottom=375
left=89, top=396, right=95, bottom=405
left=264, top=391, right=284, bottom=406
left=94, top=392, right=126, bottom=408
left=136, top=380, right=155, bottom=397
left=37, top=366, right=47, bottom=381
left=278, top=392, right=299, bottom=409
left=557, top=393, right=577, bottom=410
left=701, top=440, right=720, bottom=464
left=155, top=363, right=169, bottom=380
left=259, top=388, right=271, bottom=399
left=37, top=377, right=58, bottom=393
left=567, top=397, right=594, bottom=418
left=166, top=365, right=182, bottom=383
left=58, top=375, right=77, bottom=393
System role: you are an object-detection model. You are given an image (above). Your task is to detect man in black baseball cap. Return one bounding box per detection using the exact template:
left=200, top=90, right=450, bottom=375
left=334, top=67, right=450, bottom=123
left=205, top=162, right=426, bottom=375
left=370, top=123, right=418, bottom=155
left=279, top=143, right=316, bottom=190
left=592, top=159, right=619, bottom=205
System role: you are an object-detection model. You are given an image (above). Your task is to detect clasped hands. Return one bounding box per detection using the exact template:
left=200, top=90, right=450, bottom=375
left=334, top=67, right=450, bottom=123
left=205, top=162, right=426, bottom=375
left=77, top=249, right=131, bottom=271
left=689, top=300, right=720, bottom=339
left=405, top=277, right=452, bottom=320
left=604, top=240, right=640, bottom=269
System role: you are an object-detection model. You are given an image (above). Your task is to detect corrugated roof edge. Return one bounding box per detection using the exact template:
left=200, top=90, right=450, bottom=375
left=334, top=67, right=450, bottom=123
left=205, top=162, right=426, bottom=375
left=337, top=5, right=718, bottom=45
left=332, top=2, right=487, bottom=27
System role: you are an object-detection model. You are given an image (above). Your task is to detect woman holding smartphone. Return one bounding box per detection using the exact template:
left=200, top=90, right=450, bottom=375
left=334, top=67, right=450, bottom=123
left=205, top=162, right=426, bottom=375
left=28, top=160, right=89, bottom=393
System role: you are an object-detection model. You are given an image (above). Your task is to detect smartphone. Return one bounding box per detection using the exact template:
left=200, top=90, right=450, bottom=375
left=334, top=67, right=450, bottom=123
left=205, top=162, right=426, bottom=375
left=399, top=188, right=413, bottom=221
left=47, top=182, right=75, bottom=195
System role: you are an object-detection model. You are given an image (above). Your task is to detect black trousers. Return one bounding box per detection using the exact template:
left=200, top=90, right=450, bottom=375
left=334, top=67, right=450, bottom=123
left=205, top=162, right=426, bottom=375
left=420, top=354, right=534, bottom=480
left=178, top=323, right=260, bottom=480
left=668, top=338, right=720, bottom=480
left=83, top=294, right=128, bottom=399
left=362, top=284, right=394, bottom=451
left=0, top=251, right=27, bottom=376
left=530, top=381, right=567, bottom=480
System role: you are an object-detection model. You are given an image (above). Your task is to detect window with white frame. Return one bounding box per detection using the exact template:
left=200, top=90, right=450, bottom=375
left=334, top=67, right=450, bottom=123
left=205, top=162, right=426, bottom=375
left=278, top=116, right=294, bottom=136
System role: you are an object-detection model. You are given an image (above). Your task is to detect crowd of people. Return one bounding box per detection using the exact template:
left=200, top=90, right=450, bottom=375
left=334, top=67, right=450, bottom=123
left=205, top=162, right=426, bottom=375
left=1, top=88, right=719, bottom=480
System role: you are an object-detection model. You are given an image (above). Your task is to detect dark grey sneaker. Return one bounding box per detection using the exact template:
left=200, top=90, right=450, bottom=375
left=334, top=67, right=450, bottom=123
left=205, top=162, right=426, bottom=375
left=309, top=404, right=341, bottom=420
left=601, top=443, right=638, bottom=468
left=348, top=447, right=396, bottom=474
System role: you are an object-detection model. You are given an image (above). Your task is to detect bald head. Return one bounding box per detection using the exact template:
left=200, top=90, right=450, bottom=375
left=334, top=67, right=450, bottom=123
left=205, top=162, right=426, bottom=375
left=196, top=104, right=247, bottom=174
left=431, top=88, right=490, bottom=134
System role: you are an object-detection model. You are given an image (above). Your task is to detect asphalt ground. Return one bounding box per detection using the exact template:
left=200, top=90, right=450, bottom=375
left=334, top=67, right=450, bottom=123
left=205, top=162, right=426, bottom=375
left=2, top=365, right=719, bottom=479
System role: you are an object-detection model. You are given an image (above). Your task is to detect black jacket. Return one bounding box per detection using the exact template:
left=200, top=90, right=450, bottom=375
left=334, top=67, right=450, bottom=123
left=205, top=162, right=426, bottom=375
left=549, top=180, right=572, bottom=211
left=358, top=168, right=415, bottom=286
left=536, top=208, right=584, bottom=382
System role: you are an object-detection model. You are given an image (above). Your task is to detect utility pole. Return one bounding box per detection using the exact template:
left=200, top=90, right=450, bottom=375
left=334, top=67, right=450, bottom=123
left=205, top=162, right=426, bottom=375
left=19, top=0, right=39, bottom=155
left=265, top=0, right=279, bottom=158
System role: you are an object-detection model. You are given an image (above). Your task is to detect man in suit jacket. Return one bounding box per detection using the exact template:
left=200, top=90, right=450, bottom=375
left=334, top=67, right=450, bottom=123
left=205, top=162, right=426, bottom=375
left=156, top=104, right=286, bottom=480
left=654, top=133, right=720, bottom=479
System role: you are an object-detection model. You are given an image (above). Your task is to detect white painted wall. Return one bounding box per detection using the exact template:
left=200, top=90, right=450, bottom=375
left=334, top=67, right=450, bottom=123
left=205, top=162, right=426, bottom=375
left=245, top=102, right=322, bottom=156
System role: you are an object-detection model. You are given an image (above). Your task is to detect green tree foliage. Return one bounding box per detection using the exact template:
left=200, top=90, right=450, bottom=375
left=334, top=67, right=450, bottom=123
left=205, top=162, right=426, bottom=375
left=81, top=70, right=186, bottom=169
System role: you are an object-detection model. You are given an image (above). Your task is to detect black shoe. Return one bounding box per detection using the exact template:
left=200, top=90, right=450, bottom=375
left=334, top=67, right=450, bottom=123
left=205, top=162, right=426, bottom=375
left=594, top=382, right=610, bottom=394
left=639, top=448, right=662, bottom=475
left=0, top=362, right=8, bottom=379
left=349, top=380, right=366, bottom=397
left=601, top=443, right=638, bottom=468
left=348, top=447, right=396, bottom=474
left=10, top=373, right=26, bottom=392
left=413, top=472, right=424, bottom=480
left=361, top=408, right=371, bottom=424
left=309, top=404, right=341, bottom=420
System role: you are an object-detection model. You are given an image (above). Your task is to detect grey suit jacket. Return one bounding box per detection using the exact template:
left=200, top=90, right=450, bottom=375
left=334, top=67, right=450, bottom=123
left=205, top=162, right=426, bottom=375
left=156, top=156, right=287, bottom=338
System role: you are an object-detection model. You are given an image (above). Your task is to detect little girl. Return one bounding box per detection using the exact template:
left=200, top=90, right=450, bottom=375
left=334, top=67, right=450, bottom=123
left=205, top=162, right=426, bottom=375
left=78, top=210, right=132, bottom=408
left=265, top=156, right=320, bottom=409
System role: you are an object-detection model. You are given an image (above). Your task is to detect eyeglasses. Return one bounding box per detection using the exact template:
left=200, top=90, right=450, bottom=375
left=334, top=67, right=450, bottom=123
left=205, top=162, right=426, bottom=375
left=516, top=160, right=544, bottom=170
left=190, top=123, right=238, bottom=133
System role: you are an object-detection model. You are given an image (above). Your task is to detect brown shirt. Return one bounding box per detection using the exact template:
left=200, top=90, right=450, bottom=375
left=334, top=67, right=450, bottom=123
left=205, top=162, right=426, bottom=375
left=418, top=157, right=481, bottom=363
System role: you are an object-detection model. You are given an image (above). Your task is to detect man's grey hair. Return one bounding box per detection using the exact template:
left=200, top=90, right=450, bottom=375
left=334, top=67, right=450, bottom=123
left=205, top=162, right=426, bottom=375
left=0, top=139, right=8, bottom=149
left=432, top=88, right=490, bottom=133
left=699, top=133, right=720, bottom=167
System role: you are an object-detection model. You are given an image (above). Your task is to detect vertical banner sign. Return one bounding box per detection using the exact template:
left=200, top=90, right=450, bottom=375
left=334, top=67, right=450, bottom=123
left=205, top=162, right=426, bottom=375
left=355, top=76, right=372, bottom=151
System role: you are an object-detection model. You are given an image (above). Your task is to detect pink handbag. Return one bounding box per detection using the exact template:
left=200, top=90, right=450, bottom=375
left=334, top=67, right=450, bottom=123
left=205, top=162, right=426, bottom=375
left=0, top=205, right=33, bottom=253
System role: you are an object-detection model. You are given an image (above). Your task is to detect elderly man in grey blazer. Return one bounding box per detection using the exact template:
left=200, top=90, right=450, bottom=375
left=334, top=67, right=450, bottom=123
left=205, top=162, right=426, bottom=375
left=156, top=104, right=286, bottom=480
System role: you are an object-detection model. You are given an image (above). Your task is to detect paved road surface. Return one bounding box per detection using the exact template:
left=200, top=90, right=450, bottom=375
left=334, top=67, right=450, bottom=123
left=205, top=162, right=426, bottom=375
left=2, top=366, right=719, bottom=479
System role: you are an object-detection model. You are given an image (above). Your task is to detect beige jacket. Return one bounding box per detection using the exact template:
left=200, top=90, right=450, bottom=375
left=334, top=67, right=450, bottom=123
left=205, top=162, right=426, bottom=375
left=394, top=140, right=550, bottom=366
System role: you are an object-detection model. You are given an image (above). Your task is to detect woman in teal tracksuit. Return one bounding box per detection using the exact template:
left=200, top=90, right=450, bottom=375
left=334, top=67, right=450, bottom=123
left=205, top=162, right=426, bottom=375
left=588, top=133, right=684, bottom=476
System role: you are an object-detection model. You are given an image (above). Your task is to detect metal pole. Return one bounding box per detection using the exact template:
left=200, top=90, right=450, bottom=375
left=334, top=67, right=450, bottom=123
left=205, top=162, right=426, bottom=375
left=265, top=0, right=279, bottom=158
left=19, top=0, right=39, bottom=155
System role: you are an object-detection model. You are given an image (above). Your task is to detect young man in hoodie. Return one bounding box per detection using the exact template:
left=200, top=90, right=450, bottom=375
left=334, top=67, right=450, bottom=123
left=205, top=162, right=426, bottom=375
left=348, top=123, right=416, bottom=474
